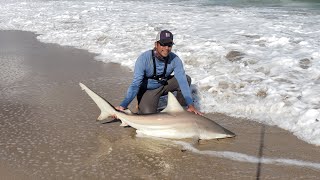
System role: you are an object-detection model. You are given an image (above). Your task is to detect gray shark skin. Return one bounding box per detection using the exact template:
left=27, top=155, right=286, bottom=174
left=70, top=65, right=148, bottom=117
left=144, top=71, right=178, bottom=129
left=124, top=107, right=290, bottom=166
left=79, top=83, right=235, bottom=140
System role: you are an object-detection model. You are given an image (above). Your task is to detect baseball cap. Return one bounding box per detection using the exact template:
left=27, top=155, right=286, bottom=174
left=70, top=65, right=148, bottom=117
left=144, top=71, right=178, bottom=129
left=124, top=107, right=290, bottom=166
left=155, top=30, right=174, bottom=44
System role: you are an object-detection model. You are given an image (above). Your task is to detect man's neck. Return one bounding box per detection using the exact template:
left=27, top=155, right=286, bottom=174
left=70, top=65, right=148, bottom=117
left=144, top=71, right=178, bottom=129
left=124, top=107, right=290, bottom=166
left=153, top=49, right=166, bottom=61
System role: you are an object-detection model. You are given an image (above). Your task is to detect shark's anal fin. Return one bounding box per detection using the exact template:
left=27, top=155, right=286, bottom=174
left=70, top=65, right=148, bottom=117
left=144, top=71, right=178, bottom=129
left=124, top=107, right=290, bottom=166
left=161, top=92, right=185, bottom=113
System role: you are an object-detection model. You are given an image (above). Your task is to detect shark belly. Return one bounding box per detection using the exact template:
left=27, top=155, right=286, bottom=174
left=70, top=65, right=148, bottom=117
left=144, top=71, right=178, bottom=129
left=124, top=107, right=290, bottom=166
left=118, top=113, right=200, bottom=139
left=136, top=128, right=199, bottom=139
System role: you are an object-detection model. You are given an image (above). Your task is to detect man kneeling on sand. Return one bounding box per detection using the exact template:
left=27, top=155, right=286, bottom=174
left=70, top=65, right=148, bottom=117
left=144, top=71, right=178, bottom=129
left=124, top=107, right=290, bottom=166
left=115, top=30, right=202, bottom=115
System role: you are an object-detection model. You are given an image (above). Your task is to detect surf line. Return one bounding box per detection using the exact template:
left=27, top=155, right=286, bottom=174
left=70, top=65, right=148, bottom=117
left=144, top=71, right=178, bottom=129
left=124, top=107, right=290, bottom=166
left=174, top=141, right=320, bottom=170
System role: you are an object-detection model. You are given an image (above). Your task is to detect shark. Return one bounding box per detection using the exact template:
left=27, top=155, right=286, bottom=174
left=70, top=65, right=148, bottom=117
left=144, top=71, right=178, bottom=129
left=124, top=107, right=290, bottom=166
left=79, top=83, right=235, bottom=140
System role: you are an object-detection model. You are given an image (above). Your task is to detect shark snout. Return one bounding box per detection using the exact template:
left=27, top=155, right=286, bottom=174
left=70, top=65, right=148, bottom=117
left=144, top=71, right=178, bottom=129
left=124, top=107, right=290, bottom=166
left=212, top=129, right=236, bottom=139
left=225, top=129, right=236, bottom=138
left=226, top=133, right=236, bottom=138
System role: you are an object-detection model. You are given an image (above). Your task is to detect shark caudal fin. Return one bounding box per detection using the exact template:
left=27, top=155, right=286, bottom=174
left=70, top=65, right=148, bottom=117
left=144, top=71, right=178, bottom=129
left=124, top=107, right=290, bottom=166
left=79, top=83, right=116, bottom=120
left=161, top=92, right=185, bottom=113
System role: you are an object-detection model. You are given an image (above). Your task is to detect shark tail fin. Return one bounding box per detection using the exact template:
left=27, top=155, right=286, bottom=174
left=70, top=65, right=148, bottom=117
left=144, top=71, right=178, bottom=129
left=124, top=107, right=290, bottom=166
left=79, top=83, right=117, bottom=121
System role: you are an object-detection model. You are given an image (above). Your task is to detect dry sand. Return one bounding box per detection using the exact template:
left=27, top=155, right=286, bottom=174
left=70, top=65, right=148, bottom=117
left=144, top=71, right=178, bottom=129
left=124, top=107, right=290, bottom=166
left=0, top=30, right=319, bottom=180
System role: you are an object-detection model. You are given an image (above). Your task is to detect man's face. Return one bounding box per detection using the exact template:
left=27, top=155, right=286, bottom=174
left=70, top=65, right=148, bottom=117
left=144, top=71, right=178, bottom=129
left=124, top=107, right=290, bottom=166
left=155, top=41, right=173, bottom=58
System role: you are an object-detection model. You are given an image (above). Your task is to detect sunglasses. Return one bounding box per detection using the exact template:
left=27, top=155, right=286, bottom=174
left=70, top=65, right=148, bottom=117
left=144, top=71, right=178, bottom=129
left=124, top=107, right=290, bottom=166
left=158, top=41, right=174, bottom=47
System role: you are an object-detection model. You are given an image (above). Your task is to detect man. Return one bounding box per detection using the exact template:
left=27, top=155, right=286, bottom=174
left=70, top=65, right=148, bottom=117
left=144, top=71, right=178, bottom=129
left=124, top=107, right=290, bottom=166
left=116, top=30, right=202, bottom=115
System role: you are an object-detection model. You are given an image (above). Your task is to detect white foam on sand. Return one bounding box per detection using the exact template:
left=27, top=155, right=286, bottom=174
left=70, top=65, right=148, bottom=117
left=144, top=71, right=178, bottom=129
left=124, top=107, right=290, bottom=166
left=174, top=141, right=320, bottom=170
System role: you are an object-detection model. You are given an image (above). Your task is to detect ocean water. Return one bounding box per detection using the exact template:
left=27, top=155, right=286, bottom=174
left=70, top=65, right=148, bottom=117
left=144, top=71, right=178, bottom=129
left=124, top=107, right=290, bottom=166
left=1, top=0, right=320, bottom=146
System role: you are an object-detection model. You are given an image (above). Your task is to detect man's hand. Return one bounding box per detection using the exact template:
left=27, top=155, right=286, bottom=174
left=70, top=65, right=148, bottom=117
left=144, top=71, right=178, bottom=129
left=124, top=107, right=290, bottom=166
left=112, top=106, right=126, bottom=119
left=115, top=106, right=126, bottom=111
left=187, top=104, right=203, bottom=116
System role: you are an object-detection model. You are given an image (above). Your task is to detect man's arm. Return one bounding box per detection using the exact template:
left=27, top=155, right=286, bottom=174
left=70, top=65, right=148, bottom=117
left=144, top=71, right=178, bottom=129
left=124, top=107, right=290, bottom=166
left=119, top=55, right=146, bottom=109
left=173, top=57, right=193, bottom=105
left=173, top=57, right=203, bottom=115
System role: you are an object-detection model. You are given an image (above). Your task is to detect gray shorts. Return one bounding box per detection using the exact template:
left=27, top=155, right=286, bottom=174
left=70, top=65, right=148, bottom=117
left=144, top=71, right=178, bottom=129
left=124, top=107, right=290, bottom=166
left=137, top=75, right=191, bottom=114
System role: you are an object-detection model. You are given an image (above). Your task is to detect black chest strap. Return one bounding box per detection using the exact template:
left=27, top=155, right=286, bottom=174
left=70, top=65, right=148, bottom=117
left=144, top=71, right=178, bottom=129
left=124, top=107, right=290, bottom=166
left=151, top=50, right=168, bottom=80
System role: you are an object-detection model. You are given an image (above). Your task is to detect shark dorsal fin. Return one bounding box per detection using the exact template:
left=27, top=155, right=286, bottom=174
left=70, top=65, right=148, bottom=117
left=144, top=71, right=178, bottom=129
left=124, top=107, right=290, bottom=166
left=161, top=92, right=185, bottom=113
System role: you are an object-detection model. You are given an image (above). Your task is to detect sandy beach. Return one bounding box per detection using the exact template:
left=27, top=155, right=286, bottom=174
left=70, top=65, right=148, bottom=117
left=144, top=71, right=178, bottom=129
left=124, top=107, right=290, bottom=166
left=0, top=30, right=320, bottom=179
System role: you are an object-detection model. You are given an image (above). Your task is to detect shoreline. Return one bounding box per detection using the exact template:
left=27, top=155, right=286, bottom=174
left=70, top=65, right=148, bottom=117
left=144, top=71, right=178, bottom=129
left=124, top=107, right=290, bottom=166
left=0, top=30, right=319, bottom=179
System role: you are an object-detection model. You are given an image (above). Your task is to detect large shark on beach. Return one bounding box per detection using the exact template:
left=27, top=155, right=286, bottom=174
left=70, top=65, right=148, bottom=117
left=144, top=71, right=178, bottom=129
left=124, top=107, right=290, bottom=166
left=79, top=83, right=235, bottom=140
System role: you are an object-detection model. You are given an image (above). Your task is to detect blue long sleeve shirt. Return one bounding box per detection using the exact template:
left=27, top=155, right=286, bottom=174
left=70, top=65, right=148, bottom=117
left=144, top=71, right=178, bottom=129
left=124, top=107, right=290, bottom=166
left=120, top=50, right=193, bottom=108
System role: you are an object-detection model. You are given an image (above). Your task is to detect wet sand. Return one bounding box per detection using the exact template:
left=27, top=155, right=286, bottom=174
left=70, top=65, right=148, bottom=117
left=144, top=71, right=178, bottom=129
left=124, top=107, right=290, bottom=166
left=0, top=30, right=319, bottom=179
